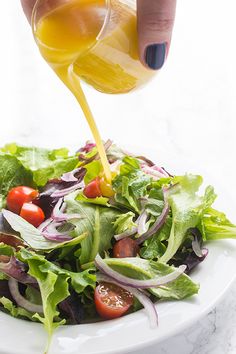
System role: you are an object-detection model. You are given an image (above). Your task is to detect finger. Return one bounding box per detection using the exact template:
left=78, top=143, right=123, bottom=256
left=137, top=0, right=177, bottom=70
left=21, top=0, right=37, bottom=22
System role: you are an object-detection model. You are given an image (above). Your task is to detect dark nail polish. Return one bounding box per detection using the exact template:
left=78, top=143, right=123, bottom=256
left=145, top=43, right=166, bottom=70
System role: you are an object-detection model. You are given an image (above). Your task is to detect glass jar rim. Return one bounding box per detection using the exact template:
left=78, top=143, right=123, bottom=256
left=31, top=0, right=112, bottom=53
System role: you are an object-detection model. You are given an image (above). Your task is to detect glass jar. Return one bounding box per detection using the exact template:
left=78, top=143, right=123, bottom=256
left=32, top=0, right=155, bottom=94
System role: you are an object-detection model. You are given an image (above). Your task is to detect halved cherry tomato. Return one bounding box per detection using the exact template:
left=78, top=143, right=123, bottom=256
left=94, top=282, right=133, bottom=320
left=113, top=238, right=139, bottom=258
left=99, top=177, right=115, bottom=197
left=7, top=186, right=39, bottom=214
left=83, top=178, right=102, bottom=199
left=20, top=203, right=45, bottom=227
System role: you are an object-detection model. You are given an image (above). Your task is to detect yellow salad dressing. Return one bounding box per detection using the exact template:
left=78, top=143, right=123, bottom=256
left=34, top=0, right=152, bottom=182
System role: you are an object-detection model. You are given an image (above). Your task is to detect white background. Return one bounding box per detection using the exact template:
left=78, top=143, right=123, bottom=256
left=0, top=1, right=236, bottom=353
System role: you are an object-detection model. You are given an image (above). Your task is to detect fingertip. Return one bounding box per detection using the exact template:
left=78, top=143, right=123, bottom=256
left=137, top=0, right=176, bottom=70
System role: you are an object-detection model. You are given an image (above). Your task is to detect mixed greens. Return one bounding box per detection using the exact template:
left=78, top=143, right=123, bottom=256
left=0, top=141, right=236, bottom=351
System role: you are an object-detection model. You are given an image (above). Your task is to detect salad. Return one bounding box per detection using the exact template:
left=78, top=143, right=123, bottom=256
left=0, top=141, right=236, bottom=352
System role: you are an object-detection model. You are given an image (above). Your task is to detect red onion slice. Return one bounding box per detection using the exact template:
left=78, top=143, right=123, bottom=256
left=96, top=273, right=158, bottom=328
left=61, top=168, right=81, bottom=182
left=201, top=248, right=209, bottom=257
left=42, top=222, right=72, bottom=242
left=192, top=236, right=204, bottom=258
left=51, top=181, right=84, bottom=198
left=77, top=141, right=96, bottom=154
left=0, top=257, right=36, bottom=285
left=95, top=255, right=186, bottom=289
left=114, top=227, right=138, bottom=241
left=189, top=228, right=205, bottom=258
left=51, top=198, right=83, bottom=222
left=152, top=165, right=169, bottom=177
left=136, top=156, right=155, bottom=167
left=38, top=203, right=78, bottom=242
left=141, top=165, right=168, bottom=180
left=137, top=210, right=148, bottom=235
left=8, top=278, right=43, bottom=314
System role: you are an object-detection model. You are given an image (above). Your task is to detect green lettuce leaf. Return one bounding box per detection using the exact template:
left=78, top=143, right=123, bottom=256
left=20, top=248, right=96, bottom=296
left=1, top=144, right=78, bottom=186
left=0, top=242, right=14, bottom=257
left=113, top=211, right=136, bottom=234
left=19, top=249, right=70, bottom=351
left=105, top=257, right=199, bottom=300
left=25, top=286, right=43, bottom=305
left=113, top=157, right=151, bottom=213
left=159, top=175, right=216, bottom=263
left=84, top=160, right=102, bottom=184
left=0, top=155, right=34, bottom=204
left=19, top=248, right=95, bottom=347
left=144, top=197, right=165, bottom=217
left=140, top=217, right=172, bottom=260
left=65, top=194, right=121, bottom=264
left=200, top=207, right=236, bottom=240
left=76, top=191, right=109, bottom=206
left=0, top=297, right=37, bottom=321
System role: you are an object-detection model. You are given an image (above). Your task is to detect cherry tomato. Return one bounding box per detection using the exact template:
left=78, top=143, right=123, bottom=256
left=94, top=282, right=133, bottom=320
left=83, top=178, right=102, bottom=199
left=99, top=177, right=115, bottom=197
left=113, top=238, right=139, bottom=258
left=7, top=186, right=39, bottom=214
left=20, top=203, right=45, bottom=227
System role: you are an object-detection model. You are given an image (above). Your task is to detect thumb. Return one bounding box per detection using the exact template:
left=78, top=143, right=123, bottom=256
left=137, top=0, right=177, bottom=70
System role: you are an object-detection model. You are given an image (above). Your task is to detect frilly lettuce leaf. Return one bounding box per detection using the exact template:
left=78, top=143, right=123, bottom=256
left=0, top=155, right=34, bottom=206
left=113, top=211, right=136, bottom=234
left=0, top=297, right=37, bottom=321
left=83, top=160, right=102, bottom=184
left=113, top=156, right=151, bottom=213
left=64, top=194, right=121, bottom=264
left=159, top=175, right=216, bottom=263
left=19, top=248, right=95, bottom=352
left=140, top=217, right=172, bottom=260
left=105, top=257, right=199, bottom=300
left=76, top=191, right=109, bottom=207
left=200, top=207, right=236, bottom=240
left=0, top=242, right=14, bottom=257
left=1, top=144, right=78, bottom=187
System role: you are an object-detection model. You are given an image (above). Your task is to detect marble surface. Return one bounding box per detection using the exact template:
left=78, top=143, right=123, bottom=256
left=1, top=1, right=236, bottom=354
left=134, top=280, right=236, bottom=354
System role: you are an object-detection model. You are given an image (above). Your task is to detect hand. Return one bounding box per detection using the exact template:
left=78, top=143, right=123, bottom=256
left=137, top=0, right=177, bottom=70
left=21, top=0, right=35, bottom=22
left=21, top=0, right=177, bottom=70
